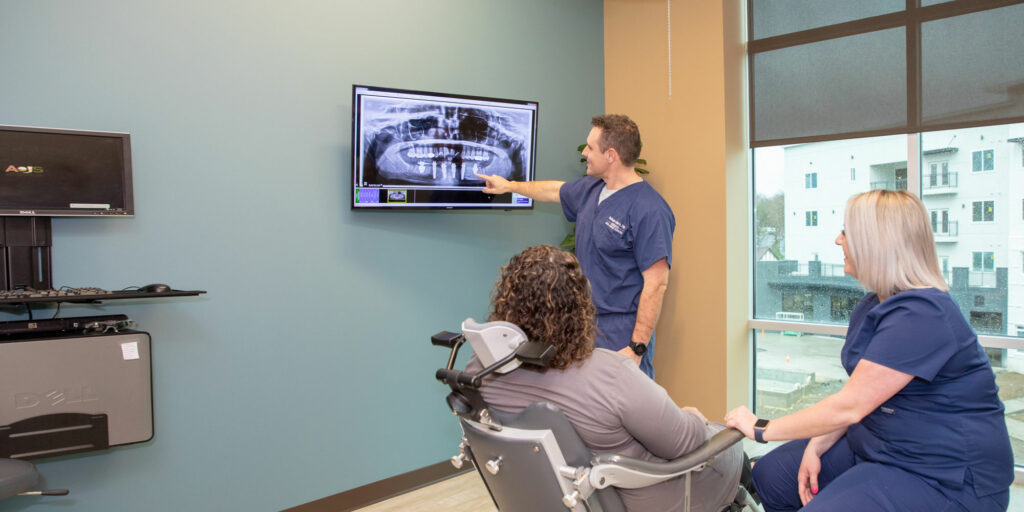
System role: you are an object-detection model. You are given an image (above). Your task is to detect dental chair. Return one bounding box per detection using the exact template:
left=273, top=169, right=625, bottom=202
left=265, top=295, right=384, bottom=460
left=433, top=319, right=761, bottom=512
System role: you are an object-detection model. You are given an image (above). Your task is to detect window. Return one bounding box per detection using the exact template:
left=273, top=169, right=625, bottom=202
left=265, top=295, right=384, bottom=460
left=830, top=296, right=860, bottom=321
left=973, top=251, right=995, bottom=272
left=805, top=172, right=817, bottom=188
left=927, top=162, right=950, bottom=187
left=930, top=209, right=950, bottom=234
left=970, top=312, right=1003, bottom=335
left=805, top=210, right=818, bottom=226
left=972, top=201, right=994, bottom=222
left=973, top=149, right=994, bottom=172
left=748, top=1, right=1024, bottom=466
left=782, top=293, right=815, bottom=320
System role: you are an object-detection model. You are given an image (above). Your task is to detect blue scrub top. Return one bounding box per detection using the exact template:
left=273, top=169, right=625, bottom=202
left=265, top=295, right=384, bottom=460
left=560, top=176, right=675, bottom=353
left=842, top=288, right=1013, bottom=497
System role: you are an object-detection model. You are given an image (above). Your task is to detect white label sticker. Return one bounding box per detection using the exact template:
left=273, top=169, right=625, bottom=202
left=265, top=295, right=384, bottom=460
left=121, top=341, right=140, bottom=360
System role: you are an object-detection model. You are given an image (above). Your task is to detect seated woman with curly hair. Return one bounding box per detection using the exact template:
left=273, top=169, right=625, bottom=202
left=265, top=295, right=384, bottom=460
left=466, top=244, right=742, bottom=512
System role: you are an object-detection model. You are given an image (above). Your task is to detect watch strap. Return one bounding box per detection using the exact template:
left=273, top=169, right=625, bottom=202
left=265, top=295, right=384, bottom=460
left=628, top=341, right=647, bottom=356
left=753, top=418, right=769, bottom=443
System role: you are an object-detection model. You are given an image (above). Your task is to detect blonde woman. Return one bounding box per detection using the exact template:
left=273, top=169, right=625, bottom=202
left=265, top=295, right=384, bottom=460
left=726, top=190, right=1013, bottom=511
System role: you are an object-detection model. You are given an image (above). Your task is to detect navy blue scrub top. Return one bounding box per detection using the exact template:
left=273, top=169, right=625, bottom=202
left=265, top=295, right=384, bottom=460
left=560, top=176, right=674, bottom=351
left=842, top=288, right=1013, bottom=497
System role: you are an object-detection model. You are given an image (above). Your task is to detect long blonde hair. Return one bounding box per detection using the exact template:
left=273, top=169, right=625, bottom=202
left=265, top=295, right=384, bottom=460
left=844, top=189, right=948, bottom=298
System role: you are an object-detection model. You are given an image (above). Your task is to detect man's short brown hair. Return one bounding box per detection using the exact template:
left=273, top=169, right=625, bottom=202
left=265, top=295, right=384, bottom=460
left=591, top=114, right=642, bottom=167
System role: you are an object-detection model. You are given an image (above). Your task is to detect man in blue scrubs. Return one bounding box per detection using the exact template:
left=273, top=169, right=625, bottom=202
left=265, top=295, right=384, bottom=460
left=477, top=115, right=675, bottom=378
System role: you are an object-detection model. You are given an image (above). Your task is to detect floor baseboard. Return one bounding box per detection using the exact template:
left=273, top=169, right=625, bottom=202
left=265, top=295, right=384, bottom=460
left=281, top=460, right=470, bottom=512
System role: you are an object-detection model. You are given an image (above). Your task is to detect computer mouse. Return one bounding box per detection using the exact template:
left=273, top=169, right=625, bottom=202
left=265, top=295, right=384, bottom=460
left=139, top=283, right=172, bottom=293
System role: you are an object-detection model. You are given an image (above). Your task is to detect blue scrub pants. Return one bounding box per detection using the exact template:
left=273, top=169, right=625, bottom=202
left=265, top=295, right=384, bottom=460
left=595, top=313, right=656, bottom=379
left=752, top=437, right=1009, bottom=512
left=638, top=331, right=655, bottom=378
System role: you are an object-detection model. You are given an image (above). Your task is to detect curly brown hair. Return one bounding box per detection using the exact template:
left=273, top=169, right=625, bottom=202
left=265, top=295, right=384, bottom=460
left=489, top=245, right=596, bottom=369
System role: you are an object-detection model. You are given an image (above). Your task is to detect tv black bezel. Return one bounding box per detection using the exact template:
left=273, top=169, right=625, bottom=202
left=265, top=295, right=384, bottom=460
left=0, top=124, right=134, bottom=217
left=351, top=84, right=539, bottom=211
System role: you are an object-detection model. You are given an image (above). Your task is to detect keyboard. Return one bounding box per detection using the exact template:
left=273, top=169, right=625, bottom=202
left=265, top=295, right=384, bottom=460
left=0, top=287, right=113, bottom=300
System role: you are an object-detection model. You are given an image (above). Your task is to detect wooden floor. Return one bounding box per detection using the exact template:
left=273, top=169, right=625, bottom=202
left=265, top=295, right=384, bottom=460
left=354, top=471, right=496, bottom=512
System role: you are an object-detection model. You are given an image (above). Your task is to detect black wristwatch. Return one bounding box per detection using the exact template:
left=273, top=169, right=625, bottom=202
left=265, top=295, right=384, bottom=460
left=628, top=341, right=647, bottom=356
left=753, top=418, right=770, bottom=443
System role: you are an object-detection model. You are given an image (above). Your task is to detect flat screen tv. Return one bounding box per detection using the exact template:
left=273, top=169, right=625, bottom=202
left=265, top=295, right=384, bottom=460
left=352, top=85, right=538, bottom=209
left=0, top=125, right=134, bottom=217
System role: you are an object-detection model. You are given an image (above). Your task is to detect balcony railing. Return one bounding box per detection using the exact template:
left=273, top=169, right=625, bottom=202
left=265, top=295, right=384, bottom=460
left=870, top=179, right=908, bottom=191
left=923, top=172, right=958, bottom=192
left=791, top=262, right=847, bottom=277
left=969, top=271, right=997, bottom=288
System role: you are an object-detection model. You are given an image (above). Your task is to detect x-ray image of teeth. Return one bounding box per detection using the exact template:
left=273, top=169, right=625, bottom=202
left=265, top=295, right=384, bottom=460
left=358, top=96, right=533, bottom=187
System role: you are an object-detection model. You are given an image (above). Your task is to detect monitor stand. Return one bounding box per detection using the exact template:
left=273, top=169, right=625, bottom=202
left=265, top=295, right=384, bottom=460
left=0, top=217, right=52, bottom=291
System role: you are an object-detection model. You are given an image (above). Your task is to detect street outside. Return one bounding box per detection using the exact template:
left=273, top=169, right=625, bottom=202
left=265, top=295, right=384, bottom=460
left=752, top=331, right=1024, bottom=466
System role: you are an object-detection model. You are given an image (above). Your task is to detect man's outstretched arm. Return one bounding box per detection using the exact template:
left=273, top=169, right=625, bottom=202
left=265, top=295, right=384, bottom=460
left=476, top=173, right=564, bottom=203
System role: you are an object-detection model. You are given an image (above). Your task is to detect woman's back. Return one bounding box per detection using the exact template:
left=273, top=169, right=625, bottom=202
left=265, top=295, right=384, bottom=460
left=467, top=348, right=742, bottom=512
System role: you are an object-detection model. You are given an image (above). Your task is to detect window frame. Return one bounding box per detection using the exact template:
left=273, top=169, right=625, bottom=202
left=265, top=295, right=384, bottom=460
left=746, top=0, right=1024, bottom=476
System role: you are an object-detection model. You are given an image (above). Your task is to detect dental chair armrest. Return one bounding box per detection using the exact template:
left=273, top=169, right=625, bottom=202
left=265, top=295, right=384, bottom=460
left=588, top=428, right=744, bottom=489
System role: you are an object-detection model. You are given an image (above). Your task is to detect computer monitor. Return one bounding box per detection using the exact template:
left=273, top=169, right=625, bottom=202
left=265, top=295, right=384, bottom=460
left=352, top=85, right=538, bottom=209
left=0, top=125, right=133, bottom=217
left=0, top=124, right=134, bottom=290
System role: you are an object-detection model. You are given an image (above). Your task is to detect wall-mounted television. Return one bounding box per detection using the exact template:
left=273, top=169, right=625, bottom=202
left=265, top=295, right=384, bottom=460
left=0, top=125, right=134, bottom=217
left=352, top=85, right=538, bottom=209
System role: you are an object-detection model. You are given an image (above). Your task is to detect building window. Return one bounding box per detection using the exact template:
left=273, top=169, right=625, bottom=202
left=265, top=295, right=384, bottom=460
left=927, top=162, right=950, bottom=186
left=930, top=209, right=950, bottom=234
left=782, top=293, right=815, bottom=320
left=805, top=172, right=817, bottom=188
left=973, top=251, right=995, bottom=272
left=970, top=311, right=1002, bottom=335
left=972, top=200, right=995, bottom=222
left=831, top=296, right=859, bottom=321
left=973, top=149, right=994, bottom=172
left=805, top=211, right=818, bottom=226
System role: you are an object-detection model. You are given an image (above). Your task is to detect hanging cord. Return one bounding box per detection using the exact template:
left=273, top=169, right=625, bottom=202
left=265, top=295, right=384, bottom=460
left=667, top=0, right=672, bottom=98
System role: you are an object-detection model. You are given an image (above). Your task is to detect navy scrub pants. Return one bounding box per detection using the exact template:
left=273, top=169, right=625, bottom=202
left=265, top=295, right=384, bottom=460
left=751, top=437, right=1009, bottom=512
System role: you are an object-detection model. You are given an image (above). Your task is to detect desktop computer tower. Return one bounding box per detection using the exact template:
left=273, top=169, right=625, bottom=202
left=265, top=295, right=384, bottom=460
left=0, top=331, right=152, bottom=459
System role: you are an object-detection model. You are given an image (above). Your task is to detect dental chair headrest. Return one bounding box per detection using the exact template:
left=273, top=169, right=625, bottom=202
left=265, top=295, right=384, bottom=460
left=462, top=318, right=528, bottom=374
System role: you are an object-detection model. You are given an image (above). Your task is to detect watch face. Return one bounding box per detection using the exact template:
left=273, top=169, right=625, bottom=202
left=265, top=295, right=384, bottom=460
left=630, top=342, right=647, bottom=356
left=755, top=419, right=770, bottom=428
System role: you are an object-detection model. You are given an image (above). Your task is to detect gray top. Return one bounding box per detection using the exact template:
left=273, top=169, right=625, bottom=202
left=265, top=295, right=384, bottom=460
left=467, top=348, right=742, bottom=512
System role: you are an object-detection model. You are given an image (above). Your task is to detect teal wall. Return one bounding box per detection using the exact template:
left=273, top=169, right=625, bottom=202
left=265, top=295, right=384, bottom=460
left=0, top=1, right=604, bottom=510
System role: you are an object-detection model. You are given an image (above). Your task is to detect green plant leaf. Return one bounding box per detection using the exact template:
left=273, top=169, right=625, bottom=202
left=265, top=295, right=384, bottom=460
left=635, top=158, right=647, bottom=165
left=559, top=233, right=576, bottom=253
left=576, top=143, right=586, bottom=152
left=636, top=167, right=649, bottom=174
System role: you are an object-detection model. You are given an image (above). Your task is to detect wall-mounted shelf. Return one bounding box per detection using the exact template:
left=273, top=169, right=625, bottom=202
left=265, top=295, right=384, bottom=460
left=0, top=289, right=206, bottom=305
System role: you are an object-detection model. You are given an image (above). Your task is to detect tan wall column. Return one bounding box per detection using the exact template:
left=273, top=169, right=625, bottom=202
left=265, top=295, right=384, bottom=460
left=604, top=0, right=748, bottom=419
